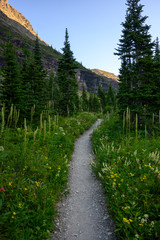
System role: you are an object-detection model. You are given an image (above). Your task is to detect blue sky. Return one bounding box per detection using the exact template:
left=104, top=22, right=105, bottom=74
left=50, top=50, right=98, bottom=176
left=8, top=0, right=160, bottom=75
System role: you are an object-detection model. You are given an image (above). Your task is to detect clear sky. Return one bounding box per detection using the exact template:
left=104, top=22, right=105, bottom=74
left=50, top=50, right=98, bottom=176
left=8, top=0, right=160, bottom=75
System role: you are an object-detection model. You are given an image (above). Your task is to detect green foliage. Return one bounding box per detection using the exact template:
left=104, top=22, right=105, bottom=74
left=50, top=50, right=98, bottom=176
left=115, top=0, right=157, bottom=116
left=1, top=36, right=22, bottom=113
left=97, top=86, right=106, bottom=111
left=81, top=85, right=89, bottom=111
left=56, top=29, right=79, bottom=116
left=92, top=113, right=160, bottom=239
left=0, top=111, right=97, bottom=239
left=106, top=84, right=117, bottom=110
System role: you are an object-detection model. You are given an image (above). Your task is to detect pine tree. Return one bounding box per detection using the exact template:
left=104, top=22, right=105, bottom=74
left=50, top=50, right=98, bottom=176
left=154, top=37, right=160, bottom=63
left=1, top=36, right=22, bottom=113
left=20, top=45, right=34, bottom=120
left=98, top=86, right=106, bottom=111
left=106, top=84, right=116, bottom=109
left=32, top=36, right=47, bottom=116
left=115, top=0, right=155, bottom=116
left=153, top=37, right=160, bottom=110
left=56, top=28, right=78, bottom=115
left=81, top=85, right=88, bottom=111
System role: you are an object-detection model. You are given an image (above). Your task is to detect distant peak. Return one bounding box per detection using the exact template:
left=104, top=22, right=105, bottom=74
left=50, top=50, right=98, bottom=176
left=91, top=69, right=119, bottom=82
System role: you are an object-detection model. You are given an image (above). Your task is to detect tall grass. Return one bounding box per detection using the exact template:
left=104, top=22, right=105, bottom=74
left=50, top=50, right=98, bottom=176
left=92, top=112, right=160, bottom=240
left=0, top=108, right=98, bottom=240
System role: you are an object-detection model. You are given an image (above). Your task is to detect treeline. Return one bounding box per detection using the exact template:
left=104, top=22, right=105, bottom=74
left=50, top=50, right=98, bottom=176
left=0, top=29, right=116, bottom=124
left=115, top=0, right=160, bottom=119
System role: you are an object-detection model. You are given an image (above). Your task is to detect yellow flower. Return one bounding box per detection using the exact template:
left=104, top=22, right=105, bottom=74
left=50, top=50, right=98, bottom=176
left=129, top=219, right=133, bottom=222
left=58, top=166, right=61, bottom=170
left=18, top=203, right=22, bottom=208
left=130, top=173, right=134, bottom=177
left=139, top=223, right=143, bottom=226
left=24, top=188, right=28, bottom=191
left=113, top=182, right=116, bottom=185
left=123, top=218, right=130, bottom=224
left=35, top=181, right=40, bottom=187
left=8, top=182, right=13, bottom=186
left=12, top=216, right=15, bottom=219
left=121, top=179, right=124, bottom=182
left=48, top=166, right=52, bottom=170
left=13, top=212, right=16, bottom=215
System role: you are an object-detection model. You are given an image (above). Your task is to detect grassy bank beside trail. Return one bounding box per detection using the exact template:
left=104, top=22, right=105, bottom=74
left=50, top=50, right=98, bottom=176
left=92, top=114, right=160, bottom=240
left=0, top=112, right=98, bottom=240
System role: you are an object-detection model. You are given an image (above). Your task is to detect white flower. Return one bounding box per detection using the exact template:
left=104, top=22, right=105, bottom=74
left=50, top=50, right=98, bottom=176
left=0, top=146, right=4, bottom=151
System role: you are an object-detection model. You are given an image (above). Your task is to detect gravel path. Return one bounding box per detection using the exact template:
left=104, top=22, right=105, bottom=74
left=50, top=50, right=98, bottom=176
left=50, top=119, right=116, bottom=240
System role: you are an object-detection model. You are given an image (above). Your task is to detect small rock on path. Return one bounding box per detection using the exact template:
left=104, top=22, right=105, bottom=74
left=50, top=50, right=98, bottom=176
left=50, top=119, right=116, bottom=240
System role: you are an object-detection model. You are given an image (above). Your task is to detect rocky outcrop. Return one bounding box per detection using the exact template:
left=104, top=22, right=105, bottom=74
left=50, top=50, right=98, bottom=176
left=75, top=69, right=119, bottom=93
left=0, top=0, right=46, bottom=45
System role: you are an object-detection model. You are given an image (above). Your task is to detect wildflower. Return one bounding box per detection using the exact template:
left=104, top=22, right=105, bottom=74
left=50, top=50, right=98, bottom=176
left=0, top=187, right=6, bottom=192
left=0, top=146, right=4, bottom=151
left=35, top=181, right=40, bottom=187
left=58, top=166, right=61, bottom=170
left=135, top=234, right=139, bottom=239
left=18, top=203, right=22, bottom=208
left=48, top=166, right=52, bottom=170
left=13, top=212, right=16, bottom=215
left=123, top=218, right=130, bottom=224
left=8, top=182, right=13, bottom=186
left=124, top=206, right=130, bottom=210
left=129, top=219, right=133, bottom=222
left=130, top=173, right=134, bottom=177
left=139, top=223, right=143, bottom=226
left=12, top=216, right=15, bottom=219
left=121, top=179, right=124, bottom=182
left=144, top=214, right=149, bottom=219
left=24, top=188, right=28, bottom=191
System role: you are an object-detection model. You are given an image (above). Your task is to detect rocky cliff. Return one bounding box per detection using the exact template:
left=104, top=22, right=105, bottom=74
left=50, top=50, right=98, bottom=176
left=76, top=69, right=119, bottom=93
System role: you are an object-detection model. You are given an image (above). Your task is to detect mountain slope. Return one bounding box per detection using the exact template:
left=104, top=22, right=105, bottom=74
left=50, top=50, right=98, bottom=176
left=0, top=0, right=45, bottom=44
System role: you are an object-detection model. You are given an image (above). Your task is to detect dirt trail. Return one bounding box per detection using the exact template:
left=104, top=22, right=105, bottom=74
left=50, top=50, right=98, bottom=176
left=51, top=119, right=116, bottom=240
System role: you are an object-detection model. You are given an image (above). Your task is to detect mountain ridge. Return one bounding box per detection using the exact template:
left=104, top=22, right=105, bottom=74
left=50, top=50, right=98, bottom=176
left=91, top=69, right=119, bottom=82
left=0, top=0, right=46, bottom=45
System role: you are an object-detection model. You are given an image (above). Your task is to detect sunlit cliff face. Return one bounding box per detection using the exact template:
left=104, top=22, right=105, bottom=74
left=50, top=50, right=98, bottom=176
left=0, top=0, right=36, bottom=36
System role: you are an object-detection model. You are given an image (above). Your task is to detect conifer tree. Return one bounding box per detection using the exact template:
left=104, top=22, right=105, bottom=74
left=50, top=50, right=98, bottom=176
left=1, top=37, right=22, bottom=113
left=153, top=37, right=160, bottom=110
left=154, top=37, right=160, bottom=63
left=20, top=45, right=34, bottom=120
left=115, top=0, right=155, bottom=115
left=98, top=86, right=106, bottom=111
left=81, top=85, right=88, bottom=111
left=106, top=84, right=116, bottom=109
left=32, top=36, right=47, bottom=115
left=56, top=28, right=78, bottom=115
